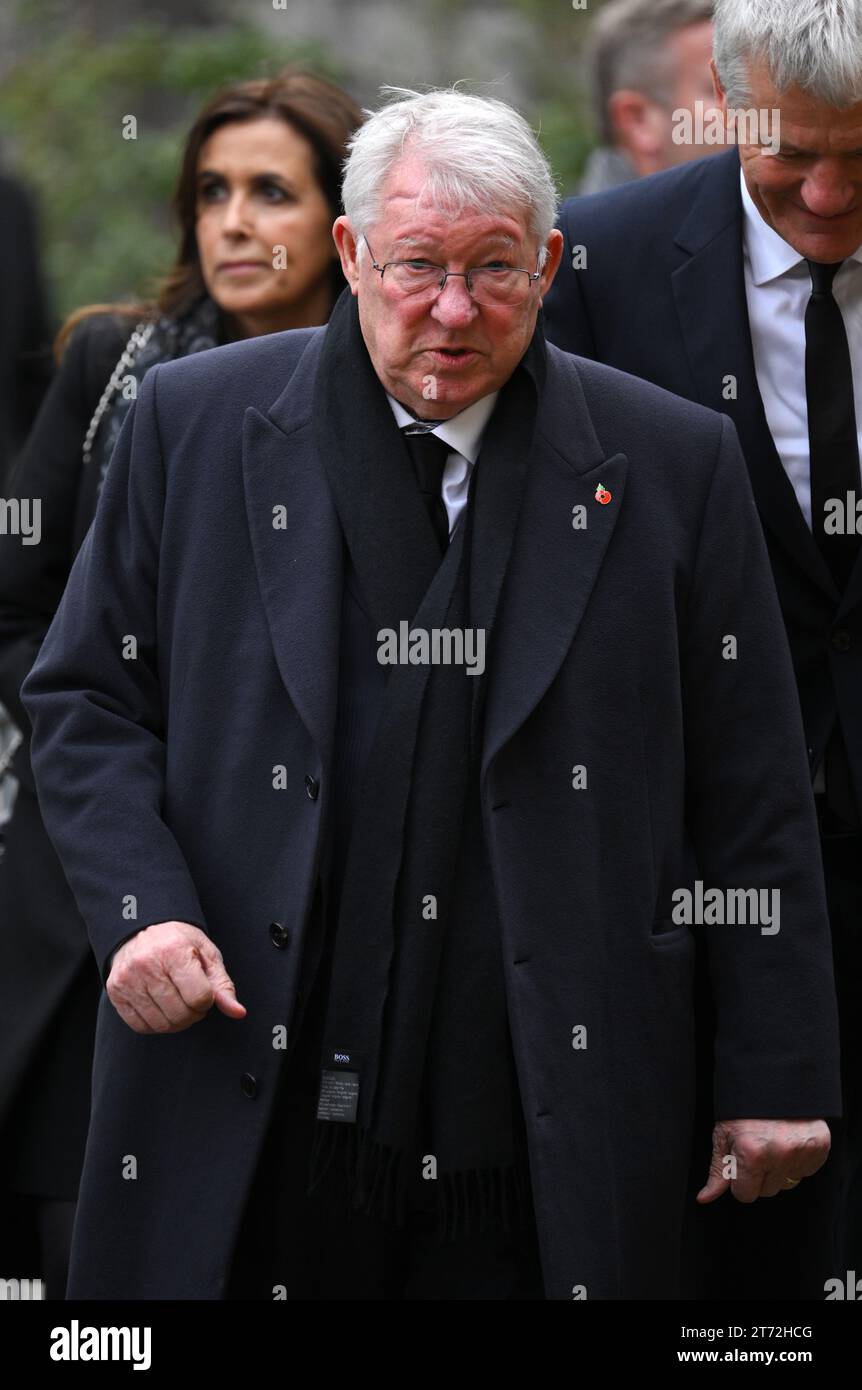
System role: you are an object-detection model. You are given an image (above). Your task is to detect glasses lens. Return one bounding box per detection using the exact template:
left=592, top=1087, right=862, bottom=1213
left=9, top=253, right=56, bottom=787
left=469, top=269, right=530, bottom=306
left=387, top=263, right=442, bottom=296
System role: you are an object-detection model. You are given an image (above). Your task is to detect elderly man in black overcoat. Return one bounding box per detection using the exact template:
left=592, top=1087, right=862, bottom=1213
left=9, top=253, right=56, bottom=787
left=23, top=87, right=840, bottom=1301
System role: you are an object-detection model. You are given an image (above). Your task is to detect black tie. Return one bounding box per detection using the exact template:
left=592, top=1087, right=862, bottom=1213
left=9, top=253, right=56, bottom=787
left=805, top=260, right=861, bottom=830
left=401, top=428, right=451, bottom=554
left=805, top=258, right=861, bottom=590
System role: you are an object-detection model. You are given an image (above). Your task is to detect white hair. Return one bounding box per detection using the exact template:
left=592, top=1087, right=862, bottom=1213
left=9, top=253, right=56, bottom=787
left=341, top=86, right=559, bottom=265
left=713, top=0, right=862, bottom=108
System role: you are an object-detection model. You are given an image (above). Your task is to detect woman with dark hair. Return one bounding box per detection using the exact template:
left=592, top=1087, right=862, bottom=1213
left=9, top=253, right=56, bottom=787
left=0, top=67, right=362, bottom=1300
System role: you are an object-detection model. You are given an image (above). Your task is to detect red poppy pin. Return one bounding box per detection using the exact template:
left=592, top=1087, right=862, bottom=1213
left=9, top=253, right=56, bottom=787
left=595, top=484, right=612, bottom=505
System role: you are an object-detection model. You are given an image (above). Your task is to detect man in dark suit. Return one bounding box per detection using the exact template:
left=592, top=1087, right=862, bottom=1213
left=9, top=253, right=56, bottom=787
left=543, top=0, right=862, bottom=1297
left=21, top=87, right=840, bottom=1301
left=576, top=0, right=719, bottom=197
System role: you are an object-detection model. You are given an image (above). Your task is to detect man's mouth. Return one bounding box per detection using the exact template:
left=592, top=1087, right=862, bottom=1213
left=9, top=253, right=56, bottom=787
left=427, top=346, right=480, bottom=365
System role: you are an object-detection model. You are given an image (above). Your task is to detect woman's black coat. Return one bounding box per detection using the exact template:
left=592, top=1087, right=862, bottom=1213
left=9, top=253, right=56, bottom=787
left=0, top=313, right=134, bottom=1198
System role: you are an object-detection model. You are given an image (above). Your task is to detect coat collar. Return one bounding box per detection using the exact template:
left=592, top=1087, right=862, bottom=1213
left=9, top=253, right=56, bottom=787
left=241, top=329, right=341, bottom=767
left=478, top=344, right=627, bottom=786
left=242, top=328, right=627, bottom=781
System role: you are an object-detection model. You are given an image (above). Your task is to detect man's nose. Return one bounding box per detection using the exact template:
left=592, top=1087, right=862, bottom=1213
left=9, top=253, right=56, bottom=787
left=431, top=274, right=477, bottom=327
left=800, top=160, right=857, bottom=219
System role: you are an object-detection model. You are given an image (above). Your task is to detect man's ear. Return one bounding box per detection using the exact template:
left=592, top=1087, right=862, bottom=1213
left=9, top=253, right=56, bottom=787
left=710, top=58, right=728, bottom=116
left=333, top=217, right=361, bottom=294
left=607, top=89, right=663, bottom=160
left=538, top=228, right=565, bottom=303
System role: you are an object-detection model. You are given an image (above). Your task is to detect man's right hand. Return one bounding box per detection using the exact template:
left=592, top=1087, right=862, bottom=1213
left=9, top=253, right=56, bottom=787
left=106, top=921, right=247, bottom=1034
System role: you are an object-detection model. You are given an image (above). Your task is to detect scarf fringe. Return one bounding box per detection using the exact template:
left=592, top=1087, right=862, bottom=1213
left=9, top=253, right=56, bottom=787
left=307, top=1121, right=530, bottom=1242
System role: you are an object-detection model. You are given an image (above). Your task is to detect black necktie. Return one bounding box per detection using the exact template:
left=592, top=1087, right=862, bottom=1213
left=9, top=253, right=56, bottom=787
left=805, top=258, right=861, bottom=590
left=401, top=428, right=451, bottom=554
left=805, top=261, right=861, bottom=830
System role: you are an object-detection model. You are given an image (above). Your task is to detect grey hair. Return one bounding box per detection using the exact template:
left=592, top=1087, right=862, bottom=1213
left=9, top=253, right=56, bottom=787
left=340, top=86, right=559, bottom=265
left=713, top=0, right=862, bottom=108
left=585, top=0, right=715, bottom=144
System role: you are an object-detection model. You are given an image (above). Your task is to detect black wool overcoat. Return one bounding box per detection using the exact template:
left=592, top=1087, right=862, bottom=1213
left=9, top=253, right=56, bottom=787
left=23, top=322, right=841, bottom=1299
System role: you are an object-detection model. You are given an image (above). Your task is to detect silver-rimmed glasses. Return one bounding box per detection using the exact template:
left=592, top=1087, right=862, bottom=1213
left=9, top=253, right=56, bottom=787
left=363, top=238, right=542, bottom=307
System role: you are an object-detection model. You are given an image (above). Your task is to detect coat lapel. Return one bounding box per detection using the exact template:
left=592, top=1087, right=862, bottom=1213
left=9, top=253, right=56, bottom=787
left=481, top=345, right=628, bottom=785
left=671, top=150, right=838, bottom=603
left=242, top=329, right=343, bottom=767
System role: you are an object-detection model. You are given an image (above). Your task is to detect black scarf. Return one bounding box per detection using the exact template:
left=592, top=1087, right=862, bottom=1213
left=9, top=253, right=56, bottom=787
left=308, top=286, right=547, bottom=1238
left=90, top=293, right=226, bottom=502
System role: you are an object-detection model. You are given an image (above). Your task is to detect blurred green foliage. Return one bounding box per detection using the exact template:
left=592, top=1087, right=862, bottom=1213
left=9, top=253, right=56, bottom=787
left=509, top=0, right=596, bottom=195
left=0, top=20, right=342, bottom=320
left=0, top=2, right=597, bottom=325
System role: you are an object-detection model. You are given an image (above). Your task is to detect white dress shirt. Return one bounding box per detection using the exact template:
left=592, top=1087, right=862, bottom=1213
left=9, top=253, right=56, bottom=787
left=739, top=165, right=862, bottom=530
left=385, top=388, right=500, bottom=537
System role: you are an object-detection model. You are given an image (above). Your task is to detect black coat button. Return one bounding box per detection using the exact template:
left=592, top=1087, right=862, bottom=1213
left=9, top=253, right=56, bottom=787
left=240, top=1073, right=258, bottom=1099
left=831, top=628, right=852, bottom=652
left=269, top=921, right=290, bottom=949
left=305, top=775, right=320, bottom=800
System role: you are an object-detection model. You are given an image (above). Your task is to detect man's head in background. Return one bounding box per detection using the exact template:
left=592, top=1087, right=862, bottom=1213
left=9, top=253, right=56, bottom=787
left=584, top=0, right=719, bottom=187
left=712, top=0, right=862, bottom=264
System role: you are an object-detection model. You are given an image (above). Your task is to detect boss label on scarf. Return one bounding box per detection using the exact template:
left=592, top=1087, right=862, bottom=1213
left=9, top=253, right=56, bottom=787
left=316, top=1049, right=360, bottom=1123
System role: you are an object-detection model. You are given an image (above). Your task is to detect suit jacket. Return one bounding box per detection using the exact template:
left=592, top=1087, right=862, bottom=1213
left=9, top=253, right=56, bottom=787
left=21, top=320, right=841, bottom=1299
left=543, top=148, right=862, bottom=810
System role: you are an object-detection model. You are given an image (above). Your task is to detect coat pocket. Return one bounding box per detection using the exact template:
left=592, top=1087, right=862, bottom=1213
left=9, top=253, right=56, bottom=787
left=649, top=916, right=692, bottom=945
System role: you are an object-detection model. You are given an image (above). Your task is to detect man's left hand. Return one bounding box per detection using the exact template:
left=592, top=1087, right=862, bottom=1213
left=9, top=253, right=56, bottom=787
left=697, top=1118, right=831, bottom=1203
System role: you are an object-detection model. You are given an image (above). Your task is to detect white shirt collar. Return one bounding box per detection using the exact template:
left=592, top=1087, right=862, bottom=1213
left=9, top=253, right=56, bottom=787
left=740, top=163, right=862, bottom=285
left=385, top=389, right=499, bottom=465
